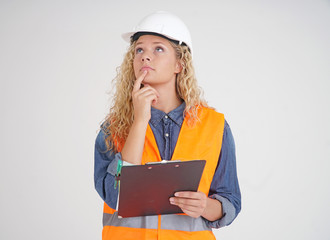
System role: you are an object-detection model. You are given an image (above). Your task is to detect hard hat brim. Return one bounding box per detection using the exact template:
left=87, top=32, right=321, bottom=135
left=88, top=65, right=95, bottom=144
left=122, top=32, right=135, bottom=43
left=122, top=31, right=180, bottom=44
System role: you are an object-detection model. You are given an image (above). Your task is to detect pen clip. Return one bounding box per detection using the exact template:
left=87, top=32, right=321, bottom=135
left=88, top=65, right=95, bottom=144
left=114, top=159, right=123, bottom=189
left=114, top=174, right=121, bottom=189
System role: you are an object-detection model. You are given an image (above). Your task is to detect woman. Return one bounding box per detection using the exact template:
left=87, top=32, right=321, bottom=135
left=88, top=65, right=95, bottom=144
left=94, top=11, right=241, bottom=240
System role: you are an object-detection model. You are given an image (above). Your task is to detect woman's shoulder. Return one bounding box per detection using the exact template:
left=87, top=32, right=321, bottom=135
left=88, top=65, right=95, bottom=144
left=95, top=121, right=111, bottom=151
left=100, top=121, right=110, bottom=134
left=201, top=106, right=225, bottom=119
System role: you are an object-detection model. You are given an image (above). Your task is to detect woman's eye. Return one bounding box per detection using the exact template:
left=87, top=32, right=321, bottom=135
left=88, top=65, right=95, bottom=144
left=136, top=48, right=143, bottom=54
left=155, top=47, right=164, bottom=52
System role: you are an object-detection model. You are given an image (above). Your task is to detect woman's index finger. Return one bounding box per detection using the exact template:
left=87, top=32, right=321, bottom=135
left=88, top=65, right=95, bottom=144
left=133, top=70, right=147, bottom=92
left=174, top=191, right=205, bottom=199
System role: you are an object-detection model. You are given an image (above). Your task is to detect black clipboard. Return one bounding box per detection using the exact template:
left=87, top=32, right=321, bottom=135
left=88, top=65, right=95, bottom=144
left=117, top=160, right=206, bottom=218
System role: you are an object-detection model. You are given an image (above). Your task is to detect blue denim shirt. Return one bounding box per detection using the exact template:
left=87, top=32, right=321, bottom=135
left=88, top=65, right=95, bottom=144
left=94, top=102, right=241, bottom=228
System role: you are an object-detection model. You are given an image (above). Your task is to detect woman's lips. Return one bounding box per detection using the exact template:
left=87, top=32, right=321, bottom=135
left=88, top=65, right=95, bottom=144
left=141, top=66, right=154, bottom=71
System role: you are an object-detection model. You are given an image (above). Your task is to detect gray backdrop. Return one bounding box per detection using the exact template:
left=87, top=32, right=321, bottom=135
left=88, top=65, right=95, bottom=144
left=1, top=0, right=329, bottom=239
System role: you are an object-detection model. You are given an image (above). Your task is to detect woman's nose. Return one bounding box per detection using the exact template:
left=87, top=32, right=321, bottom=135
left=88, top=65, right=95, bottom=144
left=142, top=53, right=151, bottom=62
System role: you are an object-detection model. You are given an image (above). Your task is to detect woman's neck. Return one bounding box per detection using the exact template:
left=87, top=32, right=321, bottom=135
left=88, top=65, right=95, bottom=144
left=151, top=83, right=183, bottom=114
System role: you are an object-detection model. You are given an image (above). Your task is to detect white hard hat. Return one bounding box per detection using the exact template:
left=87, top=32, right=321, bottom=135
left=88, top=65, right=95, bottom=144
left=122, top=11, right=193, bottom=55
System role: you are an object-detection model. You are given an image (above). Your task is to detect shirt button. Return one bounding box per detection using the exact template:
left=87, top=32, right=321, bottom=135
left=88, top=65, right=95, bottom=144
left=165, top=133, right=169, bottom=137
left=164, top=115, right=168, bottom=119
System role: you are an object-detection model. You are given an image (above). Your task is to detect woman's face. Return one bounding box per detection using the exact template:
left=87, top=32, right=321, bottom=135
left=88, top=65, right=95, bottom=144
left=133, top=35, right=182, bottom=87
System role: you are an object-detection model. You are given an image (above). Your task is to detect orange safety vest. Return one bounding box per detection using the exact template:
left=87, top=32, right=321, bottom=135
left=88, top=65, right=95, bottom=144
left=102, top=107, right=225, bottom=240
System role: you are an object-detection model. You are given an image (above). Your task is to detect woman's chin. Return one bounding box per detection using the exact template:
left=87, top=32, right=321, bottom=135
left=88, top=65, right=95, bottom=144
left=142, top=77, right=156, bottom=85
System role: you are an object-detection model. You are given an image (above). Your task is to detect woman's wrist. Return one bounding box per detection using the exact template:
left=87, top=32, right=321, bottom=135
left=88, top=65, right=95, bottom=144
left=202, top=197, right=223, bottom=221
left=132, top=117, right=149, bottom=129
left=121, top=119, right=149, bottom=165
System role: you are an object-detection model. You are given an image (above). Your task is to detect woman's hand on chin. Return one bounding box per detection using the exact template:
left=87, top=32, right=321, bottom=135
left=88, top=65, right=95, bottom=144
left=132, top=70, right=159, bottom=123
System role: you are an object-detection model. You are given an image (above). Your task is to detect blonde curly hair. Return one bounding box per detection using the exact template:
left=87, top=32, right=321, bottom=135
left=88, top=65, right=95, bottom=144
left=103, top=39, right=208, bottom=152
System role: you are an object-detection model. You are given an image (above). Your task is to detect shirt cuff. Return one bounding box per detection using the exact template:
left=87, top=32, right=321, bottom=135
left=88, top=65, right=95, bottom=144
left=205, top=194, right=237, bottom=228
left=106, top=153, right=136, bottom=176
left=106, top=152, right=122, bottom=176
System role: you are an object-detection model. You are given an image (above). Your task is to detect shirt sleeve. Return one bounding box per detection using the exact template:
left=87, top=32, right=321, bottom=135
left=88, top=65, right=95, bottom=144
left=204, top=120, right=241, bottom=228
left=94, top=126, right=120, bottom=209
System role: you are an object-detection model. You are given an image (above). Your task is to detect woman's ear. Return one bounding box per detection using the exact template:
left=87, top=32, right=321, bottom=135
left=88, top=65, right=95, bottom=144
left=174, top=60, right=183, bottom=73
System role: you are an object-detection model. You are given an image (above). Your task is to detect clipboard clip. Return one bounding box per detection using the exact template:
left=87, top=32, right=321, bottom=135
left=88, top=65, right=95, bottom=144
left=146, top=160, right=182, bottom=165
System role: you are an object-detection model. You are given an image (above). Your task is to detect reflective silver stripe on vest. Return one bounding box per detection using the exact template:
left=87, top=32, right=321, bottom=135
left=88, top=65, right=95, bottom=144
left=103, top=212, right=211, bottom=232
left=161, top=214, right=211, bottom=231
left=103, top=212, right=158, bottom=229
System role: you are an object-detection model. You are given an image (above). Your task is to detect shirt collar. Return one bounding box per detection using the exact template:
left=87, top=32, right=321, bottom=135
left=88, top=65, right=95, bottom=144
left=150, top=102, right=186, bottom=127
